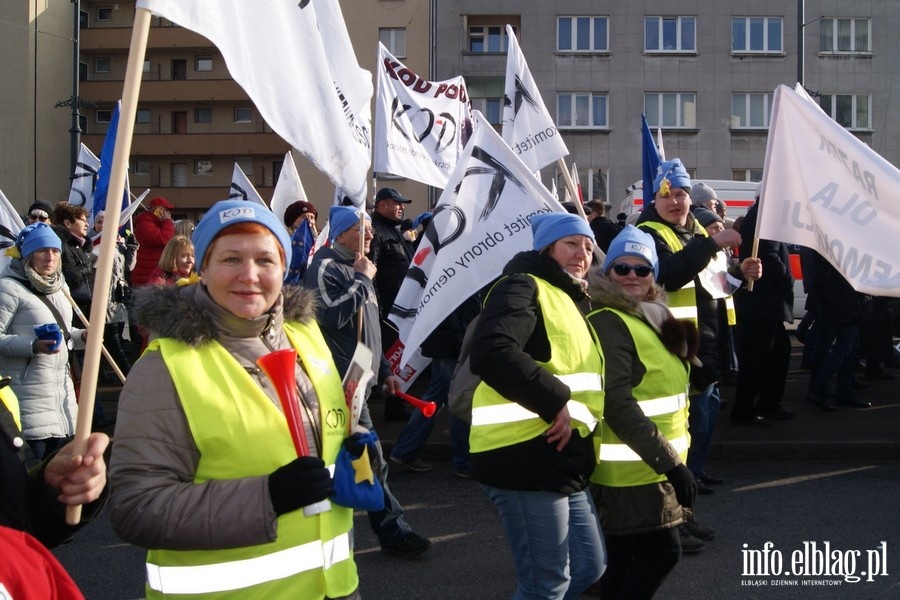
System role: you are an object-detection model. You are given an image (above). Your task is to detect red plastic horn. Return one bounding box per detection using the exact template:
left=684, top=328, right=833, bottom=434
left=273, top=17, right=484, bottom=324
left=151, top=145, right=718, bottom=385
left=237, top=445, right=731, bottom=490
left=257, top=348, right=309, bottom=457
left=395, top=390, right=437, bottom=418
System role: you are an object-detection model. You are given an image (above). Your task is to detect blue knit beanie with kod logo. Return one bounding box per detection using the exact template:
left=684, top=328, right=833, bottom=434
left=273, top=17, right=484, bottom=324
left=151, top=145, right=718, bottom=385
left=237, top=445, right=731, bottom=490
left=531, top=211, right=594, bottom=251
left=653, top=158, right=692, bottom=194
left=328, top=205, right=370, bottom=243
left=602, top=224, right=659, bottom=279
left=192, top=200, right=291, bottom=274
left=15, top=222, right=62, bottom=259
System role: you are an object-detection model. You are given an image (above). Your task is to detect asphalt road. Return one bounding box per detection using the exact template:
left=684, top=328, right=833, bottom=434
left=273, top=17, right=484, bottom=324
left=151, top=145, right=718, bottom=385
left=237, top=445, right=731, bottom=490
left=54, top=458, right=900, bottom=599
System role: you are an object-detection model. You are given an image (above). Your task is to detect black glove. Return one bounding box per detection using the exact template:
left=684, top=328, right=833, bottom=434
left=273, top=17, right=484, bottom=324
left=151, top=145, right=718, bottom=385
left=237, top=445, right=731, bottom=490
left=268, top=456, right=332, bottom=516
left=665, top=464, right=697, bottom=508
left=343, top=432, right=370, bottom=458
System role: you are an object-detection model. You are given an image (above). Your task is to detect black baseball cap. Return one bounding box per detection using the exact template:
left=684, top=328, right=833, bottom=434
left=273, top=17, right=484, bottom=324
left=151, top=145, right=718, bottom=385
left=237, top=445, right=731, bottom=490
left=375, top=187, right=411, bottom=204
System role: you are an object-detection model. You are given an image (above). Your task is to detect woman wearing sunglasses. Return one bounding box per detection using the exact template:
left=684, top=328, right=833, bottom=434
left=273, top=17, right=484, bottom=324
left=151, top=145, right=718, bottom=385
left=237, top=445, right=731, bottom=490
left=585, top=225, right=701, bottom=598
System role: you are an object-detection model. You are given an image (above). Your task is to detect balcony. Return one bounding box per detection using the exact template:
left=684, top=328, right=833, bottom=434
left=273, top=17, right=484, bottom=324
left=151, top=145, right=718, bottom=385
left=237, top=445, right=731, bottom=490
left=80, top=79, right=249, bottom=103
left=81, top=132, right=289, bottom=156
left=81, top=27, right=213, bottom=51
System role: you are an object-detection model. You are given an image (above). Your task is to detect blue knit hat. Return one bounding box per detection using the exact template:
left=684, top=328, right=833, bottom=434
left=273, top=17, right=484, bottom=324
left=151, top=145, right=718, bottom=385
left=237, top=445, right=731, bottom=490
left=603, top=225, right=659, bottom=279
left=531, top=212, right=593, bottom=251
left=193, top=200, right=291, bottom=274
left=328, top=205, right=370, bottom=243
left=15, top=222, right=61, bottom=259
left=653, top=158, right=692, bottom=194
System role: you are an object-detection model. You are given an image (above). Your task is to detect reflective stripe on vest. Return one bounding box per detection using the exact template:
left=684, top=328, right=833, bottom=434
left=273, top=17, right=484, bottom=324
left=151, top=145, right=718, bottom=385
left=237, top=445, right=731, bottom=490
left=588, top=307, right=691, bottom=488
left=725, top=295, right=737, bottom=326
left=599, top=434, right=690, bottom=462
left=147, top=533, right=351, bottom=595
left=469, top=275, right=604, bottom=453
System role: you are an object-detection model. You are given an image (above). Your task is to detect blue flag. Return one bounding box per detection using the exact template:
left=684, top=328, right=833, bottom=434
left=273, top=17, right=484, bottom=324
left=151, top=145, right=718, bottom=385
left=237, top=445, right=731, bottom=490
left=92, top=101, right=129, bottom=221
left=284, top=218, right=315, bottom=284
left=641, top=113, right=662, bottom=207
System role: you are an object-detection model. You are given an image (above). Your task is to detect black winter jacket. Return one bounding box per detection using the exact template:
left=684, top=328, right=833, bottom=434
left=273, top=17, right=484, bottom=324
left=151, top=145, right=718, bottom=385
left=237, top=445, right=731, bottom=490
left=368, top=211, right=414, bottom=319
left=468, top=251, right=596, bottom=494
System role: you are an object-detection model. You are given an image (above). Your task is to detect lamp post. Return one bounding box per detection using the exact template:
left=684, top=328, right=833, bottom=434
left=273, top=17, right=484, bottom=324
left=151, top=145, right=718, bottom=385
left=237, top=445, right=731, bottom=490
left=797, top=0, right=805, bottom=86
left=69, top=0, right=82, bottom=178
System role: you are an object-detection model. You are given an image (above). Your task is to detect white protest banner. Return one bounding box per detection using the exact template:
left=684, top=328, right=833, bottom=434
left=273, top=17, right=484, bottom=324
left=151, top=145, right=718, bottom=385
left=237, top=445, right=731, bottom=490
left=757, top=84, right=900, bottom=296
left=68, top=143, right=101, bottom=209
left=229, top=163, right=268, bottom=208
left=501, top=24, right=568, bottom=171
left=137, top=0, right=372, bottom=200
left=374, top=43, right=473, bottom=188
left=390, top=111, right=566, bottom=366
left=0, top=188, right=25, bottom=270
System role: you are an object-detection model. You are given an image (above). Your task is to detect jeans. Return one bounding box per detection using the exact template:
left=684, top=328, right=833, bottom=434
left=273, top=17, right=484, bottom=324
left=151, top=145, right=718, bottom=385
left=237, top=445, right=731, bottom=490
left=28, top=436, right=71, bottom=461
left=811, top=322, right=859, bottom=396
left=687, top=383, right=720, bottom=477
left=391, top=358, right=470, bottom=472
left=483, top=486, right=606, bottom=600
left=357, top=402, right=413, bottom=545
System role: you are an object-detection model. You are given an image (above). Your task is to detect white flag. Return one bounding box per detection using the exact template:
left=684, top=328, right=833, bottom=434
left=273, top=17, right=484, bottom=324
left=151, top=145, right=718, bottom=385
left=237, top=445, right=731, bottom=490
left=0, top=188, right=25, bottom=271
left=758, top=84, right=900, bottom=296
left=270, top=152, right=309, bottom=226
left=656, top=127, right=667, bottom=160
left=390, top=111, right=566, bottom=366
left=374, top=43, right=473, bottom=188
left=68, top=143, right=101, bottom=210
left=501, top=24, right=568, bottom=172
left=137, top=0, right=373, bottom=200
left=229, top=163, right=268, bottom=208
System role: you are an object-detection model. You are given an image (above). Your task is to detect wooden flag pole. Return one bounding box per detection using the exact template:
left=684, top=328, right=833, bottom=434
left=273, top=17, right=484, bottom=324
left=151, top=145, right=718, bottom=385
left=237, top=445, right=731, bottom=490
left=62, top=289, right=127, bottom=385
left=66, top=8, right=151, bottom=525
left=356, top=212, right=367, bottom=342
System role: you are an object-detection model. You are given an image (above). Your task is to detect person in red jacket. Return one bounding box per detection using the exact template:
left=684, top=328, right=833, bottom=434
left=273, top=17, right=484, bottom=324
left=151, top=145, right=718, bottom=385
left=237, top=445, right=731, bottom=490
left=131, top=197, right=176, bottom=287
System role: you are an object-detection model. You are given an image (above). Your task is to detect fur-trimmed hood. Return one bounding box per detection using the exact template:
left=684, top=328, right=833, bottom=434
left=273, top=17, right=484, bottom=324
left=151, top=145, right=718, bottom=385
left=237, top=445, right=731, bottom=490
left=133, top=282, right=318, bottom=347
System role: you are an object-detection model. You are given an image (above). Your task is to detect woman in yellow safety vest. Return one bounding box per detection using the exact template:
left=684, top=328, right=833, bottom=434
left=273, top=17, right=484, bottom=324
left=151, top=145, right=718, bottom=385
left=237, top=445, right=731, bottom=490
left=468, top=212, right=606, bottom=600
left=109, top=200, right=359, bottom=599
left=585, top=225, right=700, bottom=598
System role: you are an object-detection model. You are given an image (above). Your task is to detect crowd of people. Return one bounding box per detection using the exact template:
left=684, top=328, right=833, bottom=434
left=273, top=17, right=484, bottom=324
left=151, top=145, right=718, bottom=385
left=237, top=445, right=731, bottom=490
left=1, top=167, right=896, bottom=598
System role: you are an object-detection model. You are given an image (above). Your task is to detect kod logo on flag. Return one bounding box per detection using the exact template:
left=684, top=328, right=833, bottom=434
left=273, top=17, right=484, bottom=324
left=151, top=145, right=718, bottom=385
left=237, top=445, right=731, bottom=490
left=220, top=206, right=256, bottom=223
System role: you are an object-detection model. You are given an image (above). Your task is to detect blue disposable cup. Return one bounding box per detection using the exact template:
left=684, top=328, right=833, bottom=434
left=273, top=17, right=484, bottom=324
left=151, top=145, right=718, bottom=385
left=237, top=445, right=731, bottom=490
left=34, top=323, right=63, bottom=352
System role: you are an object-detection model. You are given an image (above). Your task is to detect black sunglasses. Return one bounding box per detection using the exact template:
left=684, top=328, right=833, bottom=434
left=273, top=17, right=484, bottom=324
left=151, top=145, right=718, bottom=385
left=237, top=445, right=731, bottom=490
left=611, top=263, right=654, bottom=278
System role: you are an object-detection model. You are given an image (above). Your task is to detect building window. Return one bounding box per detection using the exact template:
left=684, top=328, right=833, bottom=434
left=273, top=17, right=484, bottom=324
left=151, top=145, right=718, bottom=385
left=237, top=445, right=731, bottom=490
left=468, top=18, right=516, bottom=53
left=820, top=18, right=870, bottom=53
left=471, top=97, right=503, bottom=126
left=79, top=62, right=88, bottom=82
left=645, top=16, right=695, bottom=52
left=557, top=93, right=608, bottom=129
left=819, top=94, right=871, bottom=129
left=645, top=92, right=696, bottom=128
left=731, top=93, right=774, bottom=128
left=96, top=6, right=112, bottom=22
left=195, top=160, right=213, bottom=176
left=732, top=169, right=763, bottom=182
left=132, top=160, right=150, bottom=175
left=195, top=56, right=213, bottom=72
left=143, top=60, right=151, bottom=73
left=236, top=158, right=254, bottom=177
left=79, top=10, right=88, bottom=29
left=557, top=17, right=609, bottom=52
left=732, top=17, right=782, bottom=53
left=234, top=108, right=253, bottom=123
left=96, top=109, right=112, bottom=124
left=94, top=58, right=111, bottom=74
left=194, top=107, right=213, bottom=124
left=136, top=109, right=151, bottom=124
left=379, top=28, right=407, bottom=58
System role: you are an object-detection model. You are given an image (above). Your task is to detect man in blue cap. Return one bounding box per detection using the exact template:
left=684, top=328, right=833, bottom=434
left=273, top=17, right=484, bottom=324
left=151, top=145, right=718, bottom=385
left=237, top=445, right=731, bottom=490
left=303, top=205, right=431, bottom=559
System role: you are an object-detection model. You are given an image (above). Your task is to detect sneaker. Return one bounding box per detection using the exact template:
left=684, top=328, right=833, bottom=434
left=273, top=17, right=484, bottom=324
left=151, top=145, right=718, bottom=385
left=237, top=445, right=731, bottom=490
left=381, top=531, right=431, bottom=557
left=390, top=455, right=433, bottom=473
left=678, top=526, right=706, bottom=554
left=682, top=517, right=715, bottom=542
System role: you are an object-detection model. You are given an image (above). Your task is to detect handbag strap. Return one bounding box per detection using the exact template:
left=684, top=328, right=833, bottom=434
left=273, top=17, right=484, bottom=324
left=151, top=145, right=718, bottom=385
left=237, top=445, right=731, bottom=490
left=7, top=277, right=73, bottom=345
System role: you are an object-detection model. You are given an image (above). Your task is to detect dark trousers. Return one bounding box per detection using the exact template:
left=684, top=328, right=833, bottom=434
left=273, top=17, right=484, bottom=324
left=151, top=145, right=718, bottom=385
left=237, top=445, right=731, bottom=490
left=601, top=528, right=681, bottom=599
left=731, top=319, right=791, bottom=420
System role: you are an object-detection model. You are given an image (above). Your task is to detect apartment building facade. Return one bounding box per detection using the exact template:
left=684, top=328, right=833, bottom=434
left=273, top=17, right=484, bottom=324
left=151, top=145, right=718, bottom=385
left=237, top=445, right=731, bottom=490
left=3, top=1, right=897, bottom=219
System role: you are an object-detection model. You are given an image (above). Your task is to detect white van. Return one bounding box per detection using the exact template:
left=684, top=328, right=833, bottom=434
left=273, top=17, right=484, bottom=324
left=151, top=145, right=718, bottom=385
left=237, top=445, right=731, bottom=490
left=618, top=179, right=807, bottom=319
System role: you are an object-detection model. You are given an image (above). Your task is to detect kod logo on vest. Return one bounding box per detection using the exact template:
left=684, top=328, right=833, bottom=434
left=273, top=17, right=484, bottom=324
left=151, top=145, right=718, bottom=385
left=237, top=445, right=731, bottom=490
left=220, top=206, right=256, bottom=223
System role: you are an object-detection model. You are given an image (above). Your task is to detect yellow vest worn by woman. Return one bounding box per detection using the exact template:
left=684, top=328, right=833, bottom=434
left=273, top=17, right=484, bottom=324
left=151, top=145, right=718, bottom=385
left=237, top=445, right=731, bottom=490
left=469, top=275, right=604, bottom=453
left=143, top=321, right=357, bottom=599
left=589, top=307, right=690, bottom=487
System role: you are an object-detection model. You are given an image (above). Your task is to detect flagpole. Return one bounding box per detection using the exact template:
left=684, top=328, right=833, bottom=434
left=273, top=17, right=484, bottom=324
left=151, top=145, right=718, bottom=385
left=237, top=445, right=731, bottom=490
left=65, top=8, right=151, bottom=525
left=557, top=158, right=605, bottom=262
left=357, top=212, right=366, bottom=342
left=63, top=289, right=127, bottom=385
